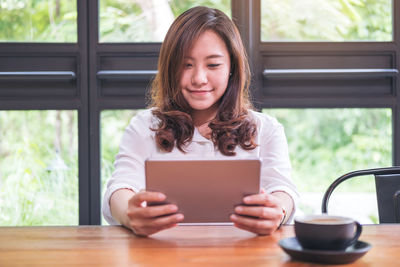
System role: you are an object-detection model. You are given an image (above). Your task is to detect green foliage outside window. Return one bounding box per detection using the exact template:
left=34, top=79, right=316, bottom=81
left=0, top=0, right=77, bottom=42
left=261, top=0, right=392, bottom=41
left=0, top=111, right=78, bottom=226
left=264, top=109, right=391, bottom=223
left=99, top=0, right=231, bottom=42
left=0, top=0, right=390, bottom=42
left=263, top=109, right=392, bottom=193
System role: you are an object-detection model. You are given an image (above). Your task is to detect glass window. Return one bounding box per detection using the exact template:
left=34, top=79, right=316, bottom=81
left=99, top=0, right=231, bottom=43
left=0, top=0, right=77, bottom=42
left=0, top=110, right=78, bottom=226
left=261, top=0, right=392, bottom=42
left=263, top=108, right=392, bottom=223
left=100, top=109, right=142, bottom=225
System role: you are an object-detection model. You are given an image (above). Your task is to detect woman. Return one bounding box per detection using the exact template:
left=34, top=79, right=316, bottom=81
left=102, top=6, right=298, bottom=236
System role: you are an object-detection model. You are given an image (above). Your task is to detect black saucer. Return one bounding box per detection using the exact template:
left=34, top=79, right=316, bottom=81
left=279, top=237, right=372, bottom=265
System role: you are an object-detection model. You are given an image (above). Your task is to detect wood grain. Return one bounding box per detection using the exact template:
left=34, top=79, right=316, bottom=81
left=0, top=225, right=398, bottom=266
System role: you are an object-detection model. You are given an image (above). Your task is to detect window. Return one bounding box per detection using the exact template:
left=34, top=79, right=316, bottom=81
left=261, top=0, right=392, bottom=42
left=0, top=110, right=78, bottom=225
left=99, top=0, right=231, bottom=42
left=100, top=109, right=140, bottom=225
left=0, top=0, right=85, bottom=225
left=254, top=0, right=399, bottom=222
left=1, top=0, right=399, bottom=225
left=0, top=0, right=77, bottom=42
left=95, top=1, right=233, bottom=225
left=264, top=108, right=392, bottom=223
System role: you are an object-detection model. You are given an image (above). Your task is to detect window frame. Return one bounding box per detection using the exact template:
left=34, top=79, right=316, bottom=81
left=0, top=0, right=398, bottom=225
left=0, top=0, right=90, bottom=224
left=234, top=0, right=400, bottom=165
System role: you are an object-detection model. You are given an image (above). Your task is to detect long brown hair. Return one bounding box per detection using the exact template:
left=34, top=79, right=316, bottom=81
left=150, top=6, right=257, bottom=156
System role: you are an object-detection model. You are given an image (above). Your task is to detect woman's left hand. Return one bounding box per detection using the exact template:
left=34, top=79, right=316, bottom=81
left=230, top=191, right=284, bottom=235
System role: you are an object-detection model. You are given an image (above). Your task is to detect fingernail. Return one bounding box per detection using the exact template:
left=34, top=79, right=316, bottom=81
left=177, top=214, right=184, bottom=220
left=158, top=193, right=166, bottom=199
left=235, top=206, right=242, bottom=213
left=170, top=205, right=178, bottom=212
left=244, top=196, right=251, bottom=202
left=230, top=214, right=237, bottom=220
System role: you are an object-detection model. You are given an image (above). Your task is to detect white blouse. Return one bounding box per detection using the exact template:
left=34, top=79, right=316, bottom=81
left=102, top=109, right=299, bottom=224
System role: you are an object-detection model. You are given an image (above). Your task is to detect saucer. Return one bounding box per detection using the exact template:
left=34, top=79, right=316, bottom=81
left=279, top=237, right=372, bottom=264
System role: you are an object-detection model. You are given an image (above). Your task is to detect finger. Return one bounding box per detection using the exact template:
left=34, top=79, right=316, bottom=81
left=150, top=213, right=184, bottom=227
left=243, top=193, right=278, bottom=207
left=159, top=222, right=179, bottom=231
left=134, top=222, right=179, bottom=237
left=128, top=213, right=183, bottom=236
left=230, top=214, right=276, bottom=231
left=135, top=204, right=178, bottom=219
left=130, top=191, right=166, bottom=207
left=232, top=221, right=274, bottom=236
left=234, top=206, right=280, bottom=220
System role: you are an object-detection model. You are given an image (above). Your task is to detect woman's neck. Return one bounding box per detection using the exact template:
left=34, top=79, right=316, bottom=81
left=191, top=105, right=218, bottom=127
left=192, top=111, right=216, bottom=127
left=191, top=106, right=218, bottom=139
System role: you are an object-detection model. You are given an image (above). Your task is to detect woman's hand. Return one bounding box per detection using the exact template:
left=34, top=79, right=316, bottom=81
left=230, top=191, right=285, bottom=235
left=125, top=191, right=184, bottom=236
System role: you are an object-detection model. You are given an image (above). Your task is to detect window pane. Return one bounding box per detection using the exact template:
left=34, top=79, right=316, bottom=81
left=261, top=0, right=392, bottom=42
left=99, top=0, right=231, bottom=43
left=263, top=108, right=392, bottom=223
left=0, top=0, right=77, bottom=42
left=101, top=109, right=142, bottom=225
left=0, top=110, right=78, bottom=226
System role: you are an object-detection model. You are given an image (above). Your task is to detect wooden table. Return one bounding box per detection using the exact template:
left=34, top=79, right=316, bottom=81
left=0, top=224, right=398, bottom=266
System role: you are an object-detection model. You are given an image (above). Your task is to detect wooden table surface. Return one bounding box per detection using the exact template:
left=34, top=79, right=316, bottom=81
left=0, top=224, right=398, bottom=266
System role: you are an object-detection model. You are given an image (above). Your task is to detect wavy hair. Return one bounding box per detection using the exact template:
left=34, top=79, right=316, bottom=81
left=149, top=6, right=257, bottom=156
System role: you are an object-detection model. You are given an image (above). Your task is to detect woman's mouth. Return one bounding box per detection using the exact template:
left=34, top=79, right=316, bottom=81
left=187, top=89, right=213, bottom=95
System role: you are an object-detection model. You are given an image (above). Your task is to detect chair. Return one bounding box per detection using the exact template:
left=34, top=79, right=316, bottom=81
left=321, top=167, right=400, bottom=223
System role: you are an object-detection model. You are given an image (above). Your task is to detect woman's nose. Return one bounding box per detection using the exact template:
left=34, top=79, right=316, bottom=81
left=191, top=68, right=208, bottom=85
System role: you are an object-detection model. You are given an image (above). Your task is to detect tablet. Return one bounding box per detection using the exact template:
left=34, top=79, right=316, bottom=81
left=145, top=159, right=261, bottom=225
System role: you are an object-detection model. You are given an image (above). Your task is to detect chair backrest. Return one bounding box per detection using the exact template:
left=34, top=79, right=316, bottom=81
left=375, top=173, right=400, bottom=223
left=321, top=167, right=400, bottom=223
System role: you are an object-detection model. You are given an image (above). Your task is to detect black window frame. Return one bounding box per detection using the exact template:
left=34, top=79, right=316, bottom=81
left=237, top=0, right=399, bottom=165
left=0, top=0, right=398, bottom=225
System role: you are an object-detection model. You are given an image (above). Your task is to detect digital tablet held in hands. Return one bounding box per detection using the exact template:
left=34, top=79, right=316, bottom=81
left=145, top=159, right=261, bottom=225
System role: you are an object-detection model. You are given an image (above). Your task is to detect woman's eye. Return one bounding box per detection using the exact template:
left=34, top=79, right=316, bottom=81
left=208, top=64, right=220, bottom=68
left=184, top=63, right=193, bottom=68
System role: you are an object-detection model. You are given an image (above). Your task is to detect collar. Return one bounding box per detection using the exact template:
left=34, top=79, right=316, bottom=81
left=192, top=127, right=213, bottom=143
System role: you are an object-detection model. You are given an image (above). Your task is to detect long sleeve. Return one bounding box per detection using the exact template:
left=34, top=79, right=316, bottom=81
left=102, top=110, right=156, bottom=225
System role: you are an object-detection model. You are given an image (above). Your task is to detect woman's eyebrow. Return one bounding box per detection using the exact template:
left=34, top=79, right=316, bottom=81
left=184, top=54, right=225, bottom=60
left=206, top=54, right=224, bottom=59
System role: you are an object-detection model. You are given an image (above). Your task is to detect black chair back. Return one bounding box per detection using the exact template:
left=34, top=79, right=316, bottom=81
left=375, top=173, right=400, bottom=223
left=322, top=167, right=400, bottom=223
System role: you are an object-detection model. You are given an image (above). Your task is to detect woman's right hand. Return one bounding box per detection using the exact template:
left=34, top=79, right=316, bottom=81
left=125, top=191, right=184, bottom=236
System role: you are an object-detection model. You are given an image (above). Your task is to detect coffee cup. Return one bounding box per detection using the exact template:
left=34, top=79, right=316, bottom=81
left=294, top=214, right=362, bottom=251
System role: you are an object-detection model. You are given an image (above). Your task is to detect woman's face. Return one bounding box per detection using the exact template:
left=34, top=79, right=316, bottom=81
left=179, top=30, right=231, bottom=120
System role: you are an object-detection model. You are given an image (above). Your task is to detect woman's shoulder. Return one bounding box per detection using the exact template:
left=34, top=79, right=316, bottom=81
left=131, top=108, right=153, bottom=119
left=247, top=109, right=285, bottom=142
left=247, top=109, right=281, bottom=128
left=128, top=108, right=159, bottom=129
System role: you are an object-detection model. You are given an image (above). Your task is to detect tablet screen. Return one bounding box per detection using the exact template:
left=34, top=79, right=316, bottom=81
left=145, top=159, right=260, bottom=224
